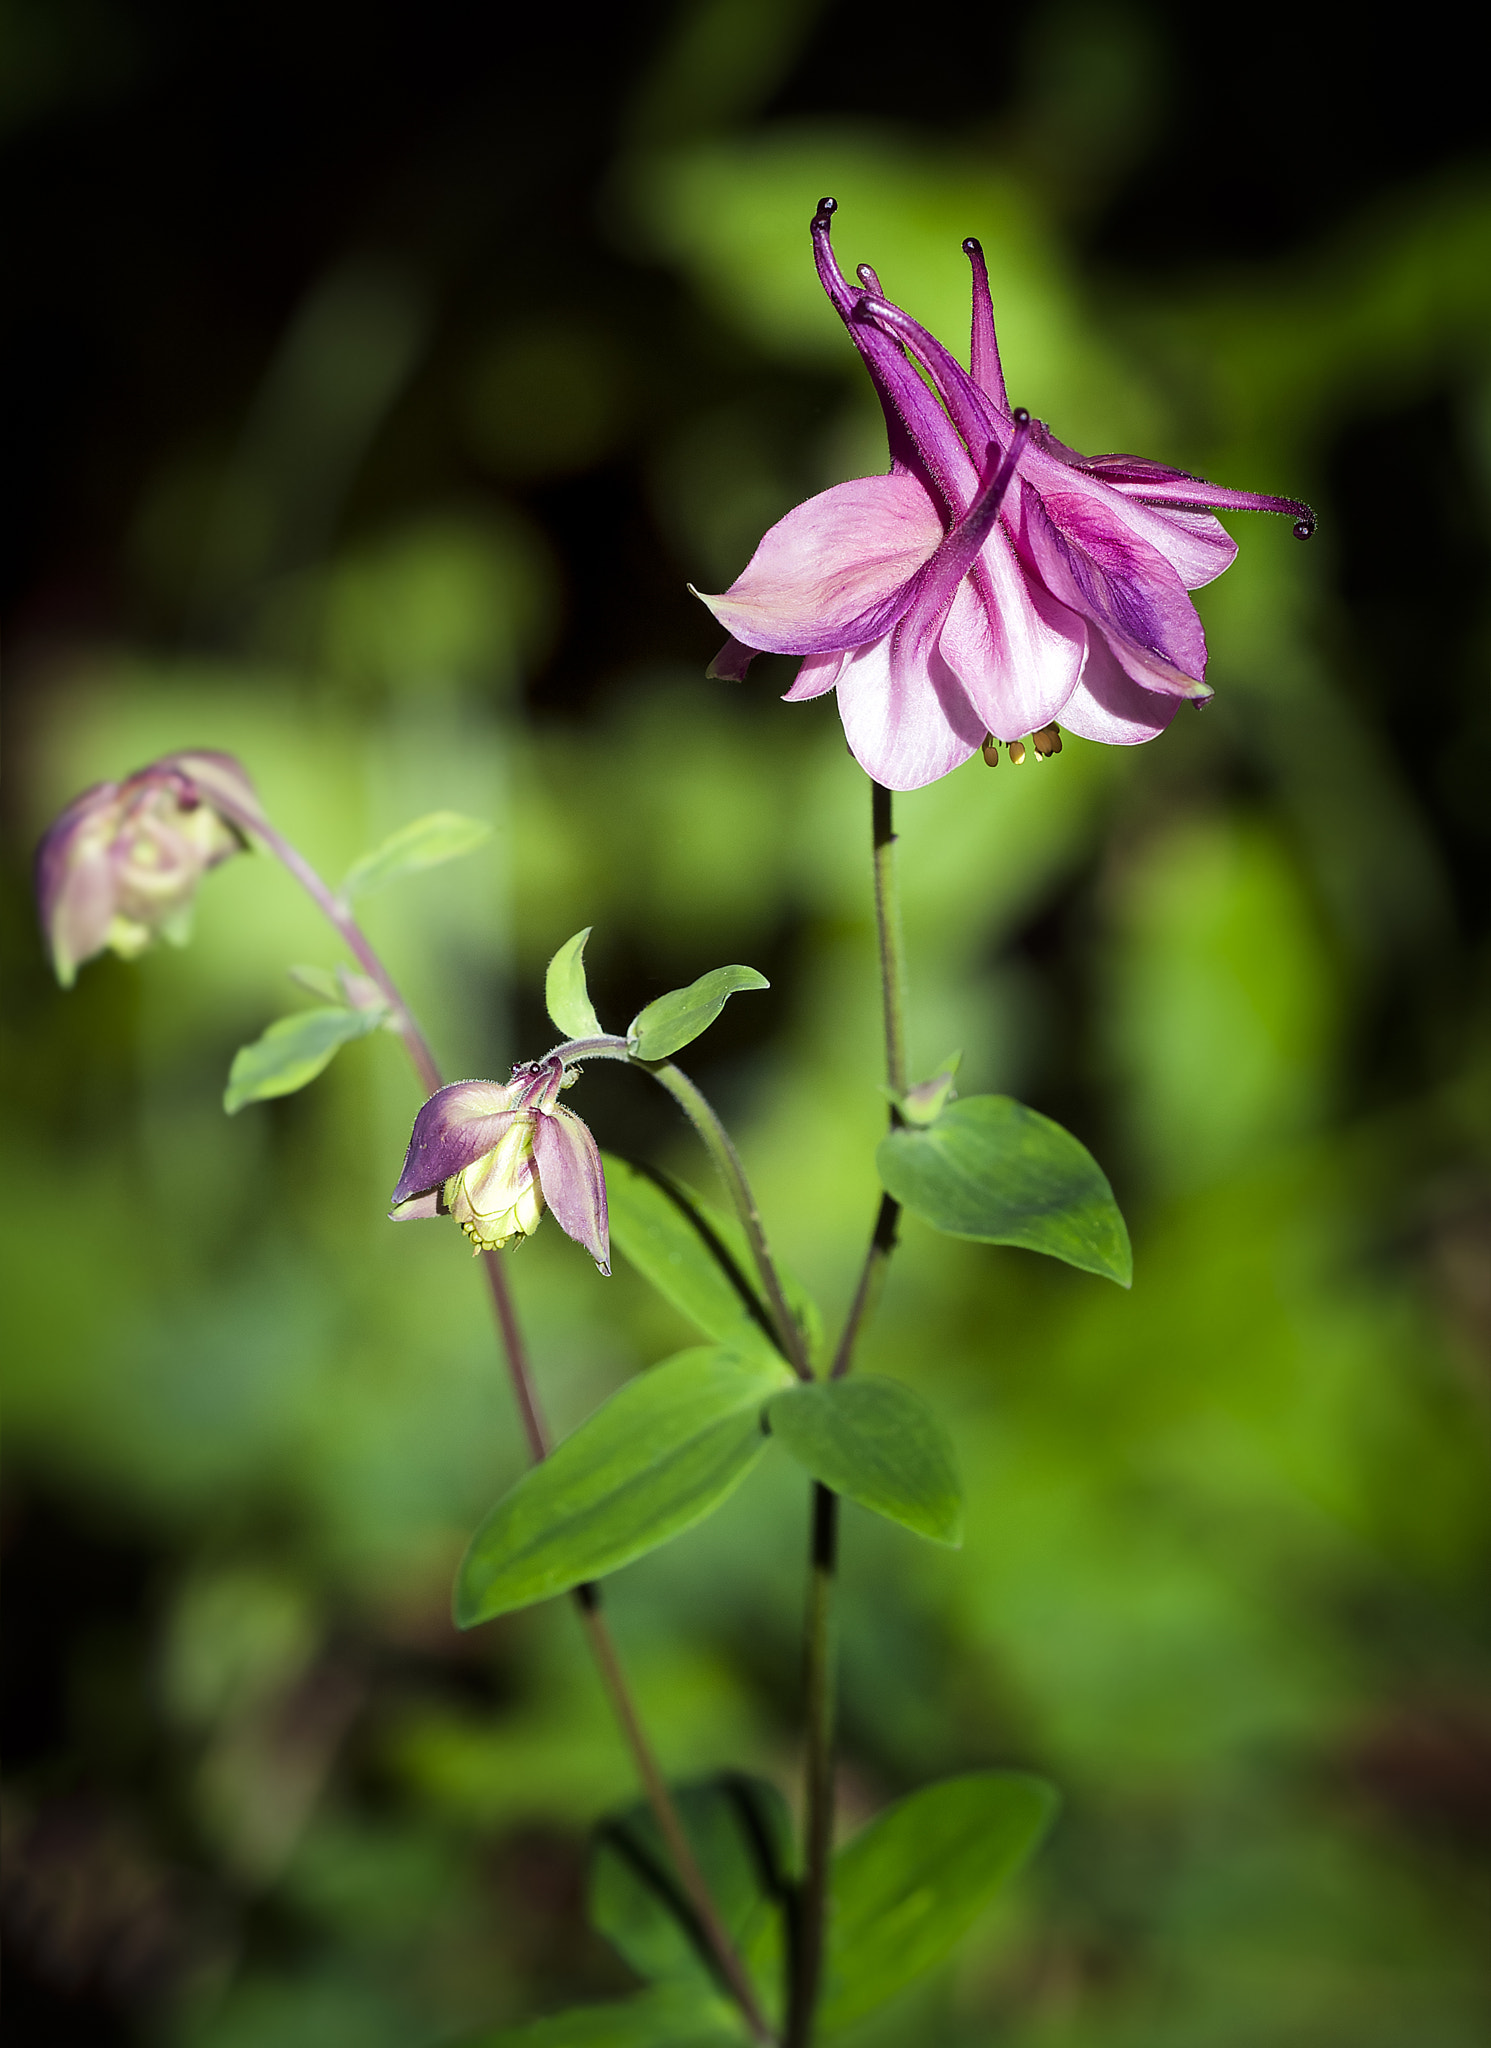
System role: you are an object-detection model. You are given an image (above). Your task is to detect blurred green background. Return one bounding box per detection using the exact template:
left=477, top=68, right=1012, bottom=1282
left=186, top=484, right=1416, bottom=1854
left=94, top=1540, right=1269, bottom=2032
left=3, top=1, right=1489, bottom=2042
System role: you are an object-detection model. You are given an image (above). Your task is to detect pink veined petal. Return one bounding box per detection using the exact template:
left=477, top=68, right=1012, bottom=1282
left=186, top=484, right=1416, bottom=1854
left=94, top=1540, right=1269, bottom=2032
left=391, top=1079, right=524, bottom=1206
left=833, top=626, right=985, bottom=791
left=936, top=527, right=1088, bottom=741
left=895, top=418, right=1033, bottom=674
left=783, top=649, right=845, bottom=701
left=1016, top=481, right=1210, bottom=693
left=1058, top=634, right=1185, bottom=745
left=534, top=1105, right=610, bottom=1275
left=388, top=1189, right=443, bottom=1221
left=692, top=472, right=946, bottom=656
left=1030, top=450, right=1238, bottom=591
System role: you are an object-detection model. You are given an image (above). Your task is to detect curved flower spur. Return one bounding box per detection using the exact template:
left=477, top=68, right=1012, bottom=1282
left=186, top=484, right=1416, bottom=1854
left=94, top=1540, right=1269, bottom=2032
left=389, top=1054, right=611, bottom=1275
left=695, top=199, right=1314, bottom=790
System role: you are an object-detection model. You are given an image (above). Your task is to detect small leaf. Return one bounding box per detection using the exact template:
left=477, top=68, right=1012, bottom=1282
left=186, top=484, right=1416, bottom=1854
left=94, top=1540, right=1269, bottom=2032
left=341, top=810, right=490, bottom=899
left=765, top=1378, right=962, bottom=1546
left=590, top=1774, right=793, bottom=2012
left=889, top=1051, right=961, bottom=1127
left=224, top=1004, right=386, bottom=1114
left=627, top=966, right=769, bottom=1062
left=472, top=1982, right=746, bottom=2046
left=455, top=1348, right=793, bottom=1627
left=877, top=1095, right=1132, bottom=1287
left=819, top=1771, right=1058, bottom=2032
left=603, top=1156, right=779, bottom=1363
left=288, top=964, right=344, bottom=1003
left=546, top=926, right=605, bottom=1040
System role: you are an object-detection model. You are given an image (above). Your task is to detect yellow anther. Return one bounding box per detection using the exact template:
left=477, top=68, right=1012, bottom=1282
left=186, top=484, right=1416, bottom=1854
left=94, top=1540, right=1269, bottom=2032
left=1031, top=723, right=1062, bottom=759
left=1007, top=739, right=1027, bottom=766
left=980, top=734, right=1000, bottom=767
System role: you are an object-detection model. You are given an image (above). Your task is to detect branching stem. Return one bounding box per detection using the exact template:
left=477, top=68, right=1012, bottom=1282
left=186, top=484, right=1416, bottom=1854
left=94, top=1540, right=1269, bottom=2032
left=648, top=1059, right=813, bottom=1381
left=231, top=805, right=773, bottom=2043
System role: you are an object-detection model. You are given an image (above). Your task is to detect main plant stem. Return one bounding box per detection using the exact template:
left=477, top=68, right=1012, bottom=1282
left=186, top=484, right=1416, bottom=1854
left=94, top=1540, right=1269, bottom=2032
left=790, top=781, right=912, bottom=2040
left=233, top=808, right=772, bottom=2042
left=787, top=1482, right=839, bottom=2048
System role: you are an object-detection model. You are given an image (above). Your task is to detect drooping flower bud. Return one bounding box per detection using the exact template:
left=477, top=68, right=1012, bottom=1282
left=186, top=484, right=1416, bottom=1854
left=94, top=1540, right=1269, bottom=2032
left=36, top=750, right=259, bottom=987
left=389, top=1054, right=610, bottom=1275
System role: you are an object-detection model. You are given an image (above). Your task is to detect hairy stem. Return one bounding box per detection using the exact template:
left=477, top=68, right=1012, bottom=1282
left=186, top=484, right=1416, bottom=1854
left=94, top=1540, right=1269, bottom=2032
left=787, top=1483, right=839, bottom=2048
left=871, top=780, right=909, bottom=1100
left=649, top=1059, right=813, bottom=1381
left=234, top=808, right=771, bottom=2039
left=790, top=780, right=914, bottom=2035
left=579, top=1587, right=774, bottom=2039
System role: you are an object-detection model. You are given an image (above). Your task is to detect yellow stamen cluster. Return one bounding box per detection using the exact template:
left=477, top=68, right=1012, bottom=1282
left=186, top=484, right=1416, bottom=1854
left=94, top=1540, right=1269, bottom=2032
left=981, top=724, right=1062, bottom=768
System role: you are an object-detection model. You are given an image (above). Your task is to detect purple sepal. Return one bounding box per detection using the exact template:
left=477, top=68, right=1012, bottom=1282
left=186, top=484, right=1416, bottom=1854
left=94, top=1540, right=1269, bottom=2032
left=35, top=784, right=122, bottom=985
left=390, top=1079, right=523, bottom=1205
left=532, top=1104, right=611, bottom=1275
left=157, top=750, right=265, bottom=832
left=706, top=636, right=759, bottom=681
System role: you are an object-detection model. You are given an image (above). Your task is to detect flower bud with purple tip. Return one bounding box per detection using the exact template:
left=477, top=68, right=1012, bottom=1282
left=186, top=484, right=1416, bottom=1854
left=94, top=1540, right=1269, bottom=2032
left=36, top=750, right=260, bottom=986
left=389, top=1054, right=610, bottom=1275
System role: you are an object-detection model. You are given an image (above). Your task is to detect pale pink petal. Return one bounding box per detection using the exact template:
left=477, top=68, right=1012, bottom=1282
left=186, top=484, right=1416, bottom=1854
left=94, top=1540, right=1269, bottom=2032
left=1047, top=465, right=1237, bottom=590
left=936, top=523, right=1087, bottom=741
left=1016, top=481, right=1209, bottom=693
left=1058, top=635, right=1185, bottom=745
left=834, top=629, right=984, bottom=791
left=783, top=649, right=845, bottom=701
left=534, top=1105, right=610, bottom=1275
left=692, top=472, right=945, bottom=656
left=388, top=1190, right=442, bottom=1221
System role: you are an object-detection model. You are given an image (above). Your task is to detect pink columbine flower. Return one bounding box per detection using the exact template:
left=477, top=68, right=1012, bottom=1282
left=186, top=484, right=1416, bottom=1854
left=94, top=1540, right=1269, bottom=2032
left=389, top=1055, right=610, bottom=1274
left=694, top=199, right=1314, bottom=791
left=36, top=750, right=260, bottom=986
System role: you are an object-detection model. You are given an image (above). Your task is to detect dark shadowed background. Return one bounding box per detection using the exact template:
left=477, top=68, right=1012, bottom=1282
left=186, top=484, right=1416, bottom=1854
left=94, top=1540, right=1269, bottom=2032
left=3, top=2, right=1489, bottom=2042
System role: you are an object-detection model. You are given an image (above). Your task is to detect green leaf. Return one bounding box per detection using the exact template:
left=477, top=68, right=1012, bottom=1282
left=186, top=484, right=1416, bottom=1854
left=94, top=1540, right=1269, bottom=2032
left=456, top=1348, right=792, bottom=1626
left=627, top=966, right=769, bottom=1062
left=223, top=1004, right=386, bottom=1114
left=546, top=926, right=605, bottom=1040
left=820, top=1771, right=1059, bottom=2032
left=877, top=1095, right=1132, bottom=1287
left=603, top=1156, right=781, bottom=1363
left=590, top=1773, right=793, bottom=2013
left=765, top=1378, right=962, bottom=1546
left=341, top=809, right=490, bottom=899
left=472, top=1983, right=746, bottom=2046
left=287, top=963, right=345, bottom=1003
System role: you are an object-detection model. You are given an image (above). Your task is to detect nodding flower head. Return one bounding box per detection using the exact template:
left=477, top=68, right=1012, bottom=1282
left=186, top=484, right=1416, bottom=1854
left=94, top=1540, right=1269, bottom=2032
left=36, top=750, right=260, bottom=986
left=694, top=199, right=1314, bottom=790
left=389, top=1054, right=610, bottom=1275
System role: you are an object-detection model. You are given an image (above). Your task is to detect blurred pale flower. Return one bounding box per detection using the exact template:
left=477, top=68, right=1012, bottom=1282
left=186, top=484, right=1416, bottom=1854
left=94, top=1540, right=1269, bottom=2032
left=37, top=750, right=259, bottom=986
left=696, top=200, right=1313, bottom=790
left=390, top=1054, right=610, bottom=1273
